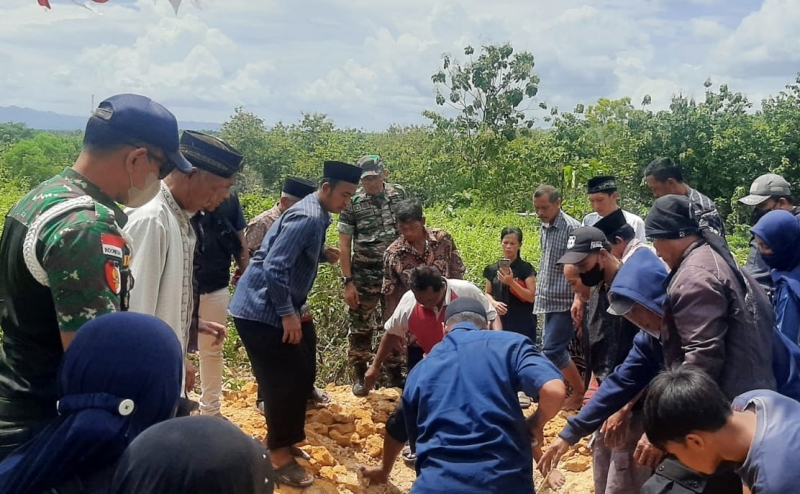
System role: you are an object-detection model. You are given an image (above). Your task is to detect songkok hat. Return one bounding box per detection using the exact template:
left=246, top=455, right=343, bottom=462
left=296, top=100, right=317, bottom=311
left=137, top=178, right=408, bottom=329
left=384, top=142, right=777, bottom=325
left=594, top=208, right=627, bottom=239
left=587, top=176, right=617, bottom=194
left=323, top=161, right=362, bottom=185
left=282, top=177, right=316, bottom=199
left=179, top=131, right=243, bottom=179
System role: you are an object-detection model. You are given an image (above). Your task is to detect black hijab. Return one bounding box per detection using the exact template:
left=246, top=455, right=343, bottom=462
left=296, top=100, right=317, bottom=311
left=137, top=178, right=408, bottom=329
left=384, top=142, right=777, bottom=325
left=110, top=416, right=275, bottom=494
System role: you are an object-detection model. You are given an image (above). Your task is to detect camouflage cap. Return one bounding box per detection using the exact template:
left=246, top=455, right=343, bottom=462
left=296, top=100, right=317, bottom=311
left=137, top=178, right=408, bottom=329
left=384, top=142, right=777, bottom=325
left=356, top=155, right=385, bottom=178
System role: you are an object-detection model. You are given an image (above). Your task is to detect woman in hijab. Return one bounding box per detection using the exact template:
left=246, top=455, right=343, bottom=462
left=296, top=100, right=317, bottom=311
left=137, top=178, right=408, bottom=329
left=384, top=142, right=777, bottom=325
left=111, top=415, right=275, bottom=494
left=0, top=312, right=183, bottom=494
left=752, top=209, right=800, bottom=345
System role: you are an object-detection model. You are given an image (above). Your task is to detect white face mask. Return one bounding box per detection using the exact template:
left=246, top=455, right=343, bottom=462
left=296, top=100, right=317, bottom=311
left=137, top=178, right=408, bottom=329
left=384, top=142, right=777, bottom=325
left=125, top=172, right=160, bottom=207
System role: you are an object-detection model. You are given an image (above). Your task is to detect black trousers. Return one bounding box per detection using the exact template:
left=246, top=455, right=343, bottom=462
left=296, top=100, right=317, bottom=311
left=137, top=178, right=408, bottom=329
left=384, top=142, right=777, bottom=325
left=235, top=317, right=316, bottom=450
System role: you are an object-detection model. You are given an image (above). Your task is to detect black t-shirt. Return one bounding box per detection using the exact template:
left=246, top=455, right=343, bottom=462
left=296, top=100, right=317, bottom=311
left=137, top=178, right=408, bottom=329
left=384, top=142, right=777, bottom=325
left=194, top=195, right=247, bottom=294
left=483, top=257, right=537, bottom=335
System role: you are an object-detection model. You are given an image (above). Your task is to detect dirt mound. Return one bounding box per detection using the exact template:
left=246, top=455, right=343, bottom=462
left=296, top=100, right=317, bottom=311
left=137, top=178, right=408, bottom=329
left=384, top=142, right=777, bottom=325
left=222, top=383, right=594, bottom=493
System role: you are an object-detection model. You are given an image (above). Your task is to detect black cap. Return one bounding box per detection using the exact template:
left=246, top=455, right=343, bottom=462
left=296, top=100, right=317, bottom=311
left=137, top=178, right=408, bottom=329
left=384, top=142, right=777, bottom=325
left=587, top=175, right=617, bottom=194
left=557, top=226, right=609, bottom=264
left=594, top=208, right=626, bottom=239
left=179, top=131, right=243, bottom=178
left=282, top=177, right=316, bottom=199
left=645, top=195, right=699, bottom=240
left=323, top=161, right=362, bottom=185
left=444, top=297, right=487, bottom=321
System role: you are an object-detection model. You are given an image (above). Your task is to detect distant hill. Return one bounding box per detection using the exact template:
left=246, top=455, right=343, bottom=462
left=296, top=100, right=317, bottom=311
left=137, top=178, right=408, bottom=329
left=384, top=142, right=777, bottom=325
left=0, top=105, right=221, bottom=132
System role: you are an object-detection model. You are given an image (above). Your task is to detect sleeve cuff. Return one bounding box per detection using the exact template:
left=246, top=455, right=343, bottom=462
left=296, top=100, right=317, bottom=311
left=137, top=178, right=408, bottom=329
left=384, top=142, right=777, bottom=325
left=559, top=421, right=588, bottom=445
left=275, top=303, right=296, bottom=317
left=336, top=223, right=354, bottom=235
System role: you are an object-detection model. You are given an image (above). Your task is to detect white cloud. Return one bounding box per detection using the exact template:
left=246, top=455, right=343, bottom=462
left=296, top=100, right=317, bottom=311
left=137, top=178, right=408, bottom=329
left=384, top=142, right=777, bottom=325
left=0, top=0, right=796, bottom=129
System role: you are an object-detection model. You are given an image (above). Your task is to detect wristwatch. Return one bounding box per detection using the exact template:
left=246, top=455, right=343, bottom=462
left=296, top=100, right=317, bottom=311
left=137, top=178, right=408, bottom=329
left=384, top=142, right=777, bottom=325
left=341, top=276, right=353, bottom=285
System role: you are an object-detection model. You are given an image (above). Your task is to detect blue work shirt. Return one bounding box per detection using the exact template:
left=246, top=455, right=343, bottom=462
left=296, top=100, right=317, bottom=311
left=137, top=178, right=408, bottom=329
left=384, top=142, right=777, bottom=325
left=229, top=193, right=330, bottom=327
left=402, top=322, right=561, bottom=494
left=733, top=390, right=800, bottom=494
left=561, top=331, right=663, bottom=444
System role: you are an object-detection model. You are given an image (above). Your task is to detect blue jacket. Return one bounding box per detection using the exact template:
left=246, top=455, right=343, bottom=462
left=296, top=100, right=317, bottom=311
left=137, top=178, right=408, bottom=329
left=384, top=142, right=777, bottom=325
left=561, top=331, right=662, bottom=443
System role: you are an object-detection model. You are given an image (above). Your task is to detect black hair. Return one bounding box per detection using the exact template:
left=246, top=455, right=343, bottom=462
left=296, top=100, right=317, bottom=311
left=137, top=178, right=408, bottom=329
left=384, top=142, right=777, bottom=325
left=533, top=185, right=561, bottom=203
left=318, top=178, right=343, bottom=189
left=500, top=226, right=523, bottom=244
left=444, top=312, right=488, bottom=328
left=396, top=199, right=424, bottom=223
left=771, top=194, right=795, bottom=206
left=410, top=266, right=445, bottom=292
left=83, top=116, right=136, bottom=154
left=643, top=365, right=732, bottom=450
left=609, top=224, right=635, bottom=244
left=644, top=157, right=684, bottom=183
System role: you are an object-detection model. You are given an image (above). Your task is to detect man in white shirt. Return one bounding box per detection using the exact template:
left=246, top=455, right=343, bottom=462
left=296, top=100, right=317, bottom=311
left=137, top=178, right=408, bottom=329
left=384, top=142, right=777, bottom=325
left=364, top=265, right=500, bottom=390
left=125, top=131, right=242, bottom=394
left=582, top=175, right=646, bottom=242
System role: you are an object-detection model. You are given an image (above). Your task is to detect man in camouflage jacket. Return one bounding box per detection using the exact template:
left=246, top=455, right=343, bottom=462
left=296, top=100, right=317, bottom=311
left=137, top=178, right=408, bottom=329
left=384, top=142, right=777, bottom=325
left=338, top=155, right=406, bottom=395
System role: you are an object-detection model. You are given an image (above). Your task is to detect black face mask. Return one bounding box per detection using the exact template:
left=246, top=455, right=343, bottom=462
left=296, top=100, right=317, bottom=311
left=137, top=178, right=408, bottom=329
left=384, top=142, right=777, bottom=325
left=752, top=206, right=776, bottom=224
left=579, top=263, right=604, bottom=287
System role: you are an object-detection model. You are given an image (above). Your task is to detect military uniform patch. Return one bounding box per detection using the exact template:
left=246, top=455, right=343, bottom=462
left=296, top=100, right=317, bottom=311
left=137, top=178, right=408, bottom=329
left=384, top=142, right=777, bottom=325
left=101, top=233, right=124, bottom=259
left=105, top=259, right=121, bottom=294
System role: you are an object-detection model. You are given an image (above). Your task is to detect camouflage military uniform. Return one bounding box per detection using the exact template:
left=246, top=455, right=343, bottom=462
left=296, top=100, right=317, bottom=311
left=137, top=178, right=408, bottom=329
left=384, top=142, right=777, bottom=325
left=0, top=168, right=132, bottom=459
left=337, top=183, right=406, bottom=379
left=245, top=202, right=282, bottom=255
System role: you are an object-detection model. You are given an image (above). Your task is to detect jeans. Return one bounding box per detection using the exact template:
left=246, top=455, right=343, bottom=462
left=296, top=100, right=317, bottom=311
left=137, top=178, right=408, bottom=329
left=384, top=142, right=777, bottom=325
left=542, top=311, right=576, bottom=370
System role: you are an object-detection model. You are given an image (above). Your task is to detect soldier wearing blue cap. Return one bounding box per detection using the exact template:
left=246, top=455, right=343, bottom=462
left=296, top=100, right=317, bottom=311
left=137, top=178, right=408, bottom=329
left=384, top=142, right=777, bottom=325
left=0, top=93, right=191, bottom=459
left=125, top=131, right=244, bottom=396
left=229, top=160, right=360, bottom=488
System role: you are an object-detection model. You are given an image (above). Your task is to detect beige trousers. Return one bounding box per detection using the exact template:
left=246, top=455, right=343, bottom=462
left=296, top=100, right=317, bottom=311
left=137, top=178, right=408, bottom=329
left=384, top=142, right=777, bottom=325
left=198, top=288, right=229, bottom=416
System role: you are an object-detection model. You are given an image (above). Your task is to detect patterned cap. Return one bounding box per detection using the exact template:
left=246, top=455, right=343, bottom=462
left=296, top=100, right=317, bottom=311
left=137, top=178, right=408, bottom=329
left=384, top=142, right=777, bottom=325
left=179, top=131, right=243, bottom=179
left=587, top=176, right=617, bottom=194
left=356, top=155, right=385, bottom=178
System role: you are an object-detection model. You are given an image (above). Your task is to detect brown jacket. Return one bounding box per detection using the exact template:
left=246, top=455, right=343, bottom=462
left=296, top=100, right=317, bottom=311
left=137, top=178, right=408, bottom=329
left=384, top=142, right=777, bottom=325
left=661, top=241, right=776, bottom=399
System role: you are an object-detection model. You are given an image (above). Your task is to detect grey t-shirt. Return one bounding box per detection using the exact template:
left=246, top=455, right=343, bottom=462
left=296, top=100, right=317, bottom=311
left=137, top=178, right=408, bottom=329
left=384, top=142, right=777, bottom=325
left=733, top=390, right=800, bottom=493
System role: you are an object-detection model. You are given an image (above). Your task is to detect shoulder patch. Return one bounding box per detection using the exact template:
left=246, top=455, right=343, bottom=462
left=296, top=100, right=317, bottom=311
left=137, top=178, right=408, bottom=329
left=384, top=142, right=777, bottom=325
left=101, top=233, right=125, bottom=259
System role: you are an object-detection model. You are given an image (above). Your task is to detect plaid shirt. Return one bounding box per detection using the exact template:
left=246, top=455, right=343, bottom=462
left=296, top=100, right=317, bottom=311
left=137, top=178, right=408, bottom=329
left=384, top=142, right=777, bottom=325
left=534, top=210, right=581, bottom=314
left=687, top=187, right=725, bottom=237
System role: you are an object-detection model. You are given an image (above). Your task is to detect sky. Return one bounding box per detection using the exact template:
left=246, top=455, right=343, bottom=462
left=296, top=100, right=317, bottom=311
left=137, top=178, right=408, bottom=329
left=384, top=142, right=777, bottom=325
left=0, top=0, right=798, bottom=131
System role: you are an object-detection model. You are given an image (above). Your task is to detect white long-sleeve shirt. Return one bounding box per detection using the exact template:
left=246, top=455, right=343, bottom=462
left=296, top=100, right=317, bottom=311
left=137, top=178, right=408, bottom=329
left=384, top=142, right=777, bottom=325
left=124, top=182, right=196, bottom=355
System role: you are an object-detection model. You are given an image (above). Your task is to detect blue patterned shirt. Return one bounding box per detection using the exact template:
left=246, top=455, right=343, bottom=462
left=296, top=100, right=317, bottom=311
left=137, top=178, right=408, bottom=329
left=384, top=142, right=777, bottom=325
left=229, top=193, right=330, bottom=327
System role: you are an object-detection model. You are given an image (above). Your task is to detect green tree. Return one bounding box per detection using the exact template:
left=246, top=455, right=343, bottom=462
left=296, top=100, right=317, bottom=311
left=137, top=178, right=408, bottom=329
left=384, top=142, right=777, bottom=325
left=0, top=134, right=80, bottom=186
left=423, top=43, right=541, bottom=203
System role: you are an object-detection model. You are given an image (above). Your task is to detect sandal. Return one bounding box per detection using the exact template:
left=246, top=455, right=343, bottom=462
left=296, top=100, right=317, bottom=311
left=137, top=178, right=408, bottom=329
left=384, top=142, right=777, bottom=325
left=291, top=445, right=311, bottom=461
left=309, top=387, right=332, bottom=405
left=518, top=392, right=532, bottom=409
left=401, top=445, right=416, bottom=466
left=274, top=459, right=314, bottom=487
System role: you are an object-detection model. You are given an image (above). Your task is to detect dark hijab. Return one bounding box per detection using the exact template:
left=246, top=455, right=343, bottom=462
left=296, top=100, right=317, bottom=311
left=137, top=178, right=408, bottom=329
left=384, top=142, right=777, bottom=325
left=0, top=312, right=183, bottom=494
left=751, top=209, right=800, bottom=272
left=111, top=415, right=275, bottom=494
left=646, top=194, right=744, bottom=289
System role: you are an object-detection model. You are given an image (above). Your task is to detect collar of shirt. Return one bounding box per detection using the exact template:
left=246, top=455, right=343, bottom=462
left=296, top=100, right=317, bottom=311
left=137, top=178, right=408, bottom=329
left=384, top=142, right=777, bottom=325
left=62, top=167, right=128, bottom=226
left=448, top=321, right=481, bottom=333
left=160, top=182, right=194, bottom=225
left=397, top=227, right=437, bottom=255
left=543, top=210, right=567, bottom=231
